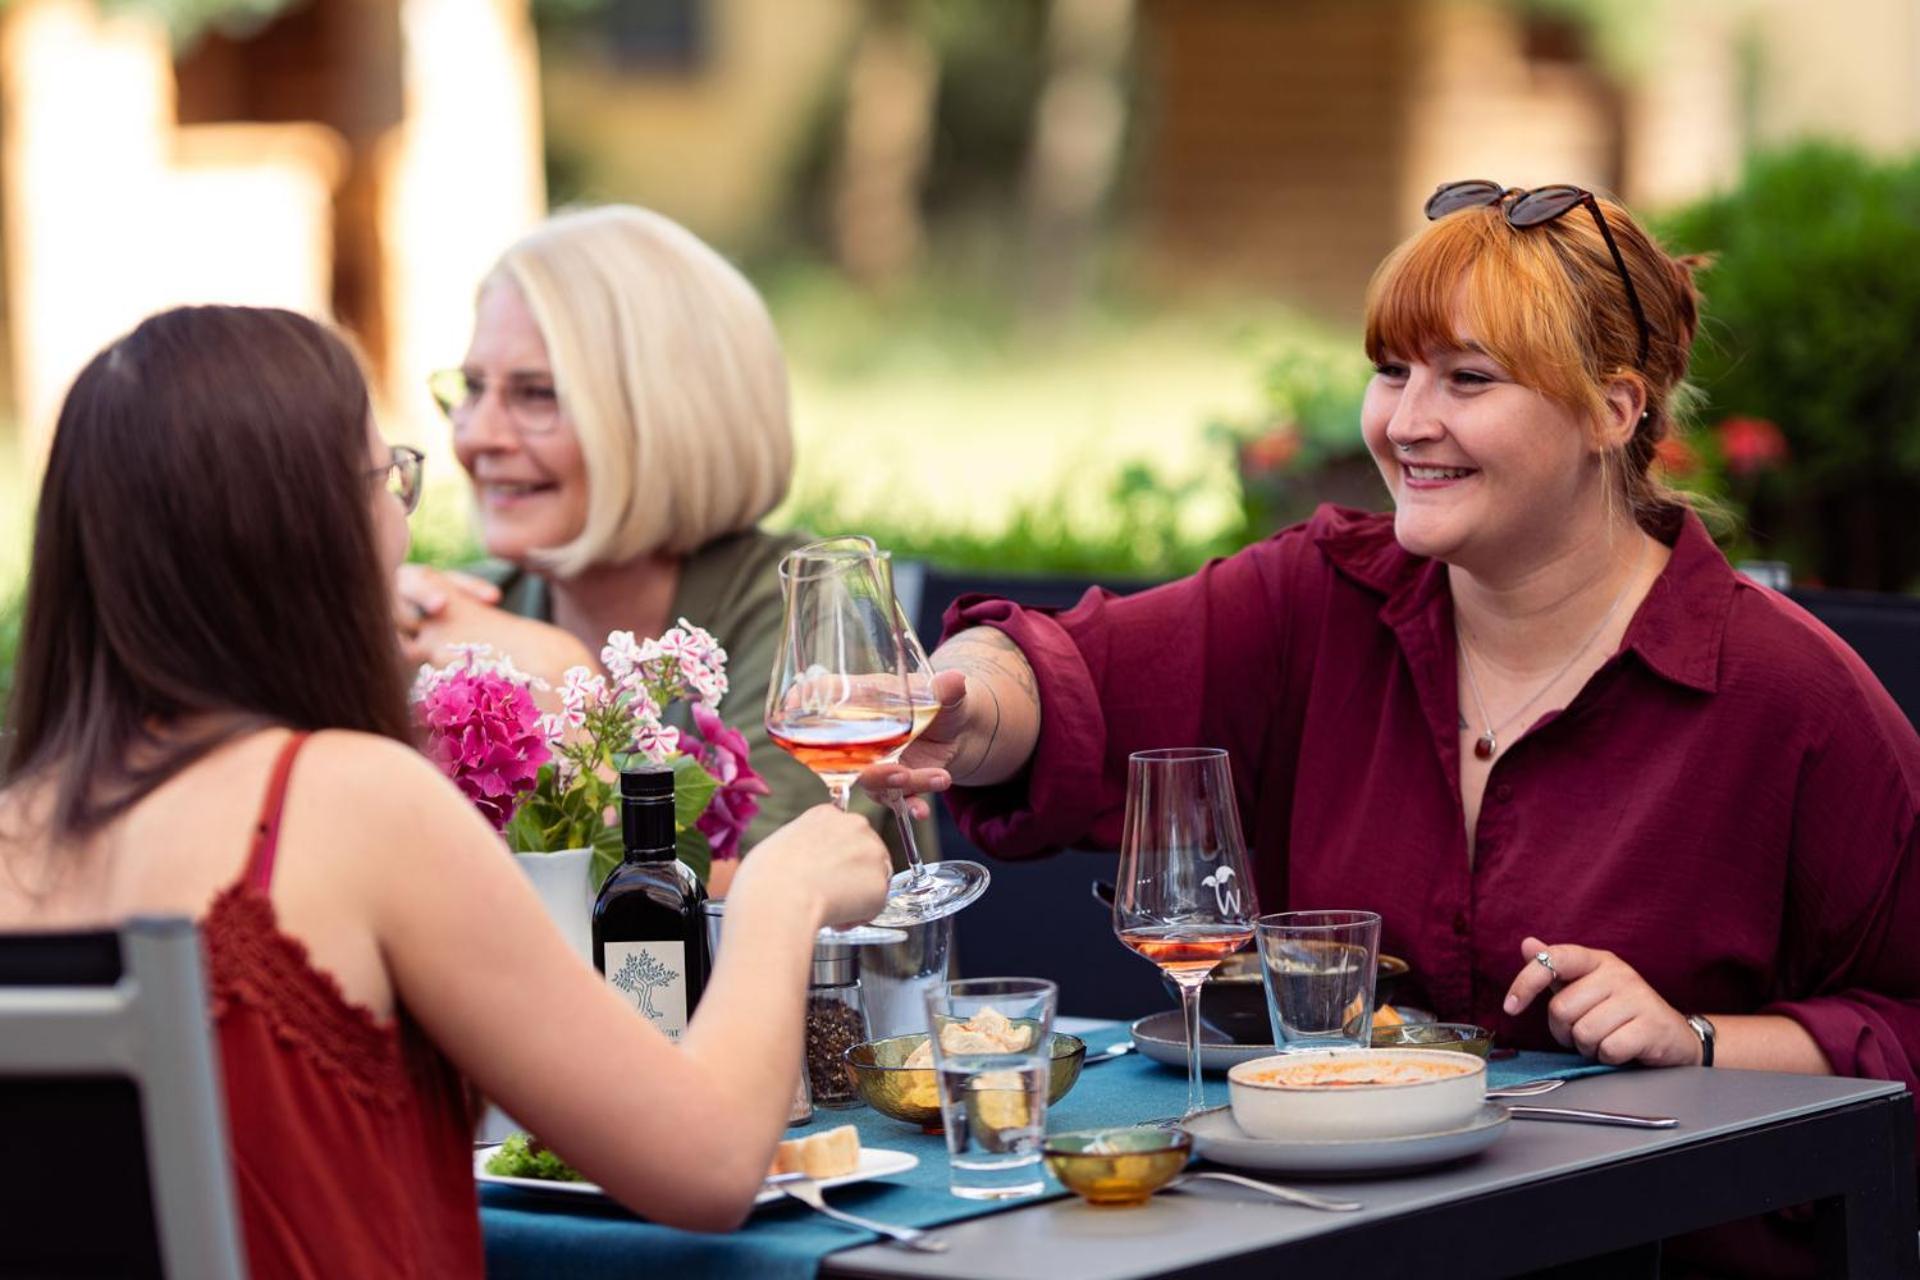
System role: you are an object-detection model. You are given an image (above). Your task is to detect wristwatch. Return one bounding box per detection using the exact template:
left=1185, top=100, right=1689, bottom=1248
left=1686, top=1013, right=1716, bottom=1067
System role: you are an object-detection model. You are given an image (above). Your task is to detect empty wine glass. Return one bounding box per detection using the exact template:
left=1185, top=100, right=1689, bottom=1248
left=1113, top=748, right=1258, bottom=1121
left=782, top=537, right=990, bottom=927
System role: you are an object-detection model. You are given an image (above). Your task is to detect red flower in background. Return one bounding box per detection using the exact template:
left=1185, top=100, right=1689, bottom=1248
left=1240, top=422, right=1302, bottom=474
left=1654, top=436, right=1701, bottom=478
left=1717, top=417, right=1790, bottom=476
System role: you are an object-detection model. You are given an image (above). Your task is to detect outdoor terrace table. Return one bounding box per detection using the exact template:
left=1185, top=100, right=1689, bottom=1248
left=824, top=1067, right=1917, bottom=1279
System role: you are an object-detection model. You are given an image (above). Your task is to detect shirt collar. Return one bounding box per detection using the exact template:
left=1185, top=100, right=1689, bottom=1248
left=1311, top=503, right=1734, bottom=695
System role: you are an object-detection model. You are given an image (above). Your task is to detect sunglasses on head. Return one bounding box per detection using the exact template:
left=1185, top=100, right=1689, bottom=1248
left=1424, top=180, right=1652, bottom=369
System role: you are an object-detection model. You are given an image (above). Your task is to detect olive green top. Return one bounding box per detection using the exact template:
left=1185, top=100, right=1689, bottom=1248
left=491, top=528, right=935, bottom=863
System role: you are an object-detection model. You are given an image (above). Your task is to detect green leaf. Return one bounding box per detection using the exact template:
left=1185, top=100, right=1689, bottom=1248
left=671, top=755, right=721, bottom=830
left=676, top=825, right=713, bottom=886
left=589, top=822, right=624, bottom=895
left=503, top=805, right=547, bottom=853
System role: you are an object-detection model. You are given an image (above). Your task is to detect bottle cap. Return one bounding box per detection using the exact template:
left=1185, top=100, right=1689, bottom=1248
left=620, top=764, right=674, bottom=801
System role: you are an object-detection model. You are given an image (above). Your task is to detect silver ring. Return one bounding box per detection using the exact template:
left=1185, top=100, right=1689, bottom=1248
left=1394, top=440, right=1413, bottom=453
left=1534, top=950, right=1558, bottom=979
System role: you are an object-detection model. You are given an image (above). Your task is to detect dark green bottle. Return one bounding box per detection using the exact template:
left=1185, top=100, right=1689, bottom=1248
left=591, top=764, right=709, bottom=1042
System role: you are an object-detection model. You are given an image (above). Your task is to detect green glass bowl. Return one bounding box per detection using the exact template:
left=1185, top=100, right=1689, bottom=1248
left=1370, top=1021, right=1494, bottom=1058
left=1043, top=1128, right=1192, bottom=1206
left=845, top=1032, right=1086, bottom=1132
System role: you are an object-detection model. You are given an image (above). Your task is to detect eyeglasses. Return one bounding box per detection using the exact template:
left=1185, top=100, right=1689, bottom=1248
left=370, top=444, right=425, bottom=515
left=426, top=367, right=563, bottom=437
left=1424, top=180, right=1653, bottom=369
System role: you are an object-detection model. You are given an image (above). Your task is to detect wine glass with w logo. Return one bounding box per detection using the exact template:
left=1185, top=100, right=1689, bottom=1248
left=1113, top=748, right=1258, bottom=1121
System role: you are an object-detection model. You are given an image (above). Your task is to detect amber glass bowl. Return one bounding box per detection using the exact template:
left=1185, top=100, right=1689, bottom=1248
left=1370, top=1021, right=1495, bottom=1058
left=845, top=1032, right=1086, bottom=1132
left=1043, top=1129, right=1192, bottom=1206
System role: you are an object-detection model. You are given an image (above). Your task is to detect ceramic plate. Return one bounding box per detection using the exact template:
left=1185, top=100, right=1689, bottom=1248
left=1182, top=1102, right=1509, bottom=1176
left=475, top=1143, right=918, bottom=1207
left=1131, top=1008, right=1436, bottom=1074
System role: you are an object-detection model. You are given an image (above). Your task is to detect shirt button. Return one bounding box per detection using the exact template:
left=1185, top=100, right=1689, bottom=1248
left=1452, top=911, right=1469, bottom=936
left=1494, top=782, right=1514, bottom=802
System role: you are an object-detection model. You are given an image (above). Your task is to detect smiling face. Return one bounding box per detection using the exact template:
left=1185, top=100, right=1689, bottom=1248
left=1362, top=314, right=1606, bottom=571
left=452, top=278, right=589, bottom=565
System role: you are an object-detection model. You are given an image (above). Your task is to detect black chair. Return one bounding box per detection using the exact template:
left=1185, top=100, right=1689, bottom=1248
left=1787, top=587, right=1920, bottom=730
left=903, top=566, right=1167, bottom=1019
left=0, top=916, right=247, bottom=1279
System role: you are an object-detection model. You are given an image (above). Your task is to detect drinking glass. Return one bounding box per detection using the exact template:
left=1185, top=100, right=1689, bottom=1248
left=1254, top=910, right=1382, bottom=1051
left=922, top=977, right=1057, bottom=1200
left=766, top=546, right=915, bottom=945
left=782, top=536, right=991, bottom=928
left=1112, top=748, right=1258, bottom=1121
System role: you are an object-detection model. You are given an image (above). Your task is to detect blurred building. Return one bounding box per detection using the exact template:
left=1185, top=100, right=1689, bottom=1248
left=1137, top=0, right=1920, bottom=318
left=0, top=0, right=545, bottom=460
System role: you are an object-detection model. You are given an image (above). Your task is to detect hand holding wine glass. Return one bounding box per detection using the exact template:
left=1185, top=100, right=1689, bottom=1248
left=1113, top=747, right=1259, bottom=1121
left=775, top=538, right=990, bottom=926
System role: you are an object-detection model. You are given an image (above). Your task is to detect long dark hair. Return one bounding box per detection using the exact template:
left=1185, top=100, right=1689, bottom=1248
left=2, top=306, right=413, bottom=838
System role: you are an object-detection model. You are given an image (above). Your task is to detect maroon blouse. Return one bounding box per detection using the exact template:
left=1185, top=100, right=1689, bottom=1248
left=206, top=733, right=484, bottom=1278
left=945, top=505, right=1920, bottom=1097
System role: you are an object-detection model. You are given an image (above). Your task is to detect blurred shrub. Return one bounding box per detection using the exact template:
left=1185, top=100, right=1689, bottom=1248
left=1208, top=346, right=1385, bottom=538
left=1661, top=143, right=1920, bottom=591
left=780, top=460, right=1243, bottom=581
left=0, top=590, right=19, bottom=726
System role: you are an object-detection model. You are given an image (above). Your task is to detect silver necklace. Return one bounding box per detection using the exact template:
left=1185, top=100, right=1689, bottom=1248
left=1456, top=540, right=1648, bottom=762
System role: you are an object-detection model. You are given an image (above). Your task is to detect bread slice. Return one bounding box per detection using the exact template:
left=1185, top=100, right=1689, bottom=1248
left=770, top=1124, right=861, bottom=1179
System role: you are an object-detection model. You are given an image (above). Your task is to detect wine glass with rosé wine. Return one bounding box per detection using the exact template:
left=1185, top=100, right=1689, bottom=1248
left=1113, top=748, right=1259, bottom=1122
left=766, top=542, right=918, bottom=944
left=781, top=537, right=992, bottom=929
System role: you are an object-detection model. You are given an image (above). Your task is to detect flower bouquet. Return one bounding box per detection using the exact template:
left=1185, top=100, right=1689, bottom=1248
left=411, top=621, right=769, bottom=889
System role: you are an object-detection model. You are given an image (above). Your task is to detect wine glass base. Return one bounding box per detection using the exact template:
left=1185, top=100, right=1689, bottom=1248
left=866, top=860, right=993, bottom=929
left=816, top=924, right=910, bottom=946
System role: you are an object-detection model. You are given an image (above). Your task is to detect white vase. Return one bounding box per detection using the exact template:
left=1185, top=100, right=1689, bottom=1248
left=513, top=847, right=598, bottom=966
left=480, top=847, right=600, bottom=1146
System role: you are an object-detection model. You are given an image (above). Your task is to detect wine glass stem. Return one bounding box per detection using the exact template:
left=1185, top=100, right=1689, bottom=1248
left=885, top=789, right=928, bottom=885
left=1176, top=974, right=1206, bottom=1118
left=828, top=779, right=854, bottom=812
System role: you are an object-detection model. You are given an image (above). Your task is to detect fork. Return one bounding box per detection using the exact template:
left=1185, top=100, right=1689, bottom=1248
left=778, top=1179, right=948, bottom=1252
left=1170, top=1170, right=1363, bottom=1212
left=1485, top=1078, right=1568, bottom=1100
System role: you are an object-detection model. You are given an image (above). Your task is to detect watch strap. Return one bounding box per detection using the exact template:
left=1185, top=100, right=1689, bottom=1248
left=1686, top=1013, right=1716, bottom=1067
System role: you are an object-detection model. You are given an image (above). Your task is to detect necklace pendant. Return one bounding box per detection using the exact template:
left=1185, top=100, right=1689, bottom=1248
left=1473, top=731, right=1497, bottom=761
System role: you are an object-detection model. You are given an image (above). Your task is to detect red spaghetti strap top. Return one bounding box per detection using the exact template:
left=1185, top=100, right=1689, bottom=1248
left=202, top=731, right=484, bottom=1279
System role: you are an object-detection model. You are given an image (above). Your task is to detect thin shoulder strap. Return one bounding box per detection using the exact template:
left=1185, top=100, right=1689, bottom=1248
left=243, top=731, right=312, bottom=894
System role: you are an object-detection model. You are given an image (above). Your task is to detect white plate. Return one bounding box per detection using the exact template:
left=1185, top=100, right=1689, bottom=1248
left=1131, top=1009, right=1437, bottom=1074
left=475, top=1143, right=919, bottom=1207
left=1182, top=1102, right=1510, bottom=1176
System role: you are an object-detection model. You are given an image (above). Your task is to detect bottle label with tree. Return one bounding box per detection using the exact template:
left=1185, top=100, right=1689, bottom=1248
left=604, top=941, right=689, bottom=1042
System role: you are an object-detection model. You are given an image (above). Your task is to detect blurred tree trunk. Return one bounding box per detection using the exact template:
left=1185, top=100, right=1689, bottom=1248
left=831, top=0, right=938, bottom=290
left=1022, top=0, right=1134, bottom=317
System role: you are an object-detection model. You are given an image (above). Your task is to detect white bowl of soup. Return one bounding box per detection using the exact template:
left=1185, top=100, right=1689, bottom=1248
left=1227, top=1048, right=1486, bottom=1140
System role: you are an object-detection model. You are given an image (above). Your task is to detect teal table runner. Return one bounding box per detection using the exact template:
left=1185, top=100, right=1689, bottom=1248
left=480, top=1026, right=1611, bottom=1279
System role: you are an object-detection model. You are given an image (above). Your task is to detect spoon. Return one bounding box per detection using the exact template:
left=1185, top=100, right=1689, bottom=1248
left=1169, top=1170, right=1362, bottom=1212
left=1083, top=1041, right=1137, bottom=1066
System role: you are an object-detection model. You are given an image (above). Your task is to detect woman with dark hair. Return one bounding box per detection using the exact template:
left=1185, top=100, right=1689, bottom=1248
left=0, top=306, right=891, bottom=1276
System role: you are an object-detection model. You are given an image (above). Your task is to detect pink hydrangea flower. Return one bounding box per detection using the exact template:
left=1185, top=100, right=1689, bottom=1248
left=414, top=658, right=551, bottom=832
left=687, top=703, right=770, bottom=860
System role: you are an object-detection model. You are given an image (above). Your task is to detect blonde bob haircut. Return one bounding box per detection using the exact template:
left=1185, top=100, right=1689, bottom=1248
left=1364, top=193, right=1706, bottom=531
left=488, top=205, right=792, bottom=577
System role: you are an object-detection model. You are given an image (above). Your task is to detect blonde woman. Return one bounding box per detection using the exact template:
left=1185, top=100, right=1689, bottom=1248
left=401, top=207, right=831, bottom=872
